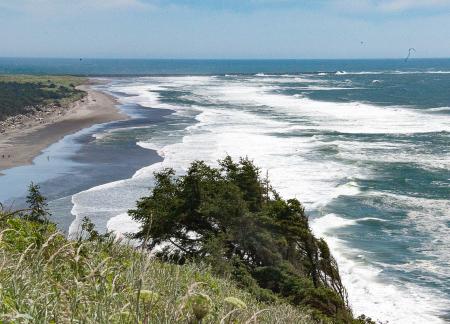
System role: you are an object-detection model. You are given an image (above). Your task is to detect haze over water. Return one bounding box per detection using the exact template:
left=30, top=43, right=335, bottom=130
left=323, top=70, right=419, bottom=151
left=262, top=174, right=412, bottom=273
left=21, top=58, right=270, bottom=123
left=0, top=58, right=449, bottom=323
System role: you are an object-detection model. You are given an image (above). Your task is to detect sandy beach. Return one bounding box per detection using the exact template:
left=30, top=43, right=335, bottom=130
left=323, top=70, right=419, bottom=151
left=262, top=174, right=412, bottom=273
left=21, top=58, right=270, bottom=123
left=0, top=84, right=127, bottom=174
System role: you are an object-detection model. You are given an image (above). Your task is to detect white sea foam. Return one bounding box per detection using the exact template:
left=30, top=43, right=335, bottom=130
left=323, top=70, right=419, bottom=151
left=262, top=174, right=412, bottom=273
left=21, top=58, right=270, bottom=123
left=311, top=213, right=448, bottom=324
left=196, top=80, right=450, bottom=134
left=368, top=191, right=450, bottom=271
left=427, top=106, right=450, bottom=113
left=92, top=132, right=107, bottom=140
left=333, top=140, right=450, bottom=171
left=291, top=86, right=365, bottom=91
left=69, top=75, right=450, bottom=323
left=106, top=213, right=141, bottom=240
left=136, top=141, right=164, bottom=156
left=335, top=70, right=450, bottom=75
left=259, top=76, right=327, bottom=84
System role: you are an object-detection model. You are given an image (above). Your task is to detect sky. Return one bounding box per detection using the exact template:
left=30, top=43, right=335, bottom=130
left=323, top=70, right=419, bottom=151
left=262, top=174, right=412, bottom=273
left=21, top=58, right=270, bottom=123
left=0, top=0, right=449, bottom=59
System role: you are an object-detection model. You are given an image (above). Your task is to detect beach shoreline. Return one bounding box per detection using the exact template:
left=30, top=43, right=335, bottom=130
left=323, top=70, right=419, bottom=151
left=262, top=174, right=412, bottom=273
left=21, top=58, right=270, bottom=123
left=0, top=84, right=128, bottom=174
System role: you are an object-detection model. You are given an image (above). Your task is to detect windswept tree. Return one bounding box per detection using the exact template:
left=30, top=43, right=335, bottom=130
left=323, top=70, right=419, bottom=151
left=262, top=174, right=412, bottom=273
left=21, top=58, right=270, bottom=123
left=130, top=156, right=354, bottom=322
left=26, top=182, right=50, bottom=222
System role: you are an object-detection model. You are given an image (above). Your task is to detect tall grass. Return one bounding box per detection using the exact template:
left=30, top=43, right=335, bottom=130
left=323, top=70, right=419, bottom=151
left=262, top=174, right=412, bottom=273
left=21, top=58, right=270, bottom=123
left=0, top=215, right=313, bottom=323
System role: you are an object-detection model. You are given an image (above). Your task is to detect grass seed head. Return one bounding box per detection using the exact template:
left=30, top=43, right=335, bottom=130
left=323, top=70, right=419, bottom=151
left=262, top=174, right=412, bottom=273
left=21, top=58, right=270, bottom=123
left=224, top=297, right=247, bottom=310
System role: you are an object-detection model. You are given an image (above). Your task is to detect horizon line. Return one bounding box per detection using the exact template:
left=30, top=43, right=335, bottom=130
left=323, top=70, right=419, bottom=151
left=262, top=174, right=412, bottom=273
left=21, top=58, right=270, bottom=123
left=1, top=56, right=450, bottom=61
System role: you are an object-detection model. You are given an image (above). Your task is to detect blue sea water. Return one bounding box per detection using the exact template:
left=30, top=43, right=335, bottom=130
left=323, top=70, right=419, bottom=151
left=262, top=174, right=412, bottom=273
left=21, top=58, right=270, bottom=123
left=0, top=58, right=449, bottom=323
left=1, top=57, right=450, bottom=75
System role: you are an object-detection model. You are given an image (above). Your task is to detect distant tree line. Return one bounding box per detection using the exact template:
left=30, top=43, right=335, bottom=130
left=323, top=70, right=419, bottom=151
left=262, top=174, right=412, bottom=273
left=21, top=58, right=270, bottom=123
left=0, top=81, right=83, bottom=121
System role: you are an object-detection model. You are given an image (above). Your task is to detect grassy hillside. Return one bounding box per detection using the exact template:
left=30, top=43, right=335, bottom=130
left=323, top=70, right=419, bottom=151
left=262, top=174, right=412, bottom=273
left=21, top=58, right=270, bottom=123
left=0, top=212, right=313, bottom=323
left=0, top=75, right=86, bottom=121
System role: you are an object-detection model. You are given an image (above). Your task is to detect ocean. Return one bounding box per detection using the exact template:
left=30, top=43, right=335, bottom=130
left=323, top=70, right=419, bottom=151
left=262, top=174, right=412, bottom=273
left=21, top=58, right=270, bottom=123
left=0, top=58, right=449, bottom=323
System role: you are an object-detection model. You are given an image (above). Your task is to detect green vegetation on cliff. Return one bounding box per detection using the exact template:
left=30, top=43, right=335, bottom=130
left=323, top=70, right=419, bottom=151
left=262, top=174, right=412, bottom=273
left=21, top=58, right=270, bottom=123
left=0, top=75, right=86, bottom=121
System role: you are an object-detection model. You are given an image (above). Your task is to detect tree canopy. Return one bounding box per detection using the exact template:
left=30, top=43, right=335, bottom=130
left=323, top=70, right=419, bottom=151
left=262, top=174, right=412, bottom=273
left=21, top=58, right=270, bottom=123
left=26, top=182, right=50, bottom=223
left=130, top=157, right=359, bottom=323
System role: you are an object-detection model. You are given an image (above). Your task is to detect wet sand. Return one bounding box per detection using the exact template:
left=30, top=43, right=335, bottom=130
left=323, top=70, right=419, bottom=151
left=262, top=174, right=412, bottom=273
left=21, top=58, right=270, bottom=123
left=0, top=85, right=128, bottom=174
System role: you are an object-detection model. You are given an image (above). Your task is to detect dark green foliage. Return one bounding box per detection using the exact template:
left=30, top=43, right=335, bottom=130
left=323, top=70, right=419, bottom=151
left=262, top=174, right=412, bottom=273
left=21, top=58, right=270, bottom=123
left=130, top=157, right=356, bottom=323
left=0, top=79, right=84, bottom=121
left=25, top=182, right=50, bottom=223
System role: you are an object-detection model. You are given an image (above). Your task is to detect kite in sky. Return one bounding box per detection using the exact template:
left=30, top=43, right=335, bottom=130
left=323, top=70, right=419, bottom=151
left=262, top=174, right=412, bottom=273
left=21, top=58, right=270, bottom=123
left=405, top=48, right=416, bottom=62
